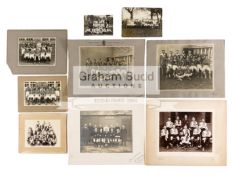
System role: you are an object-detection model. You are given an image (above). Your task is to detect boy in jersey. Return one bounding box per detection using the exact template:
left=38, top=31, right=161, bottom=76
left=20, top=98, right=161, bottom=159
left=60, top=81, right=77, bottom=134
left=166, top=117, right=173, bottom=133
left=190, top=117, right=198, bottom=136
left=191, top=125, right=202, bottom=148
left=169, top=125, right=180, bottom=147
left=201, top=128, right=212, bottom=151
left=160, top=125, right=169, bottom=149
left=174, top=116, right=182, bottom=131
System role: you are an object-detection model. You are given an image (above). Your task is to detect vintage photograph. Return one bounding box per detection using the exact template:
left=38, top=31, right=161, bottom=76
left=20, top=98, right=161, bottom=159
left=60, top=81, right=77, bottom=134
left=18, top=76, right=67, bottom=112
left=122, top=8, right=162, bottom=37
left=79, top=46, right=134, bottom=87
left=159, top=112, right=212, bottom=152
left=84, top=15, right=113, bottom=36
left=80, top=110, right=132, bottom=153
left=26, top=120, right=60, bottom=147
left=18, top=37, right=56, bottom=66
left=24, top=81, right=61, bottom=106
left=19, top=113, right=67, bottom=153
left=158, top=44, right=214, bottom=90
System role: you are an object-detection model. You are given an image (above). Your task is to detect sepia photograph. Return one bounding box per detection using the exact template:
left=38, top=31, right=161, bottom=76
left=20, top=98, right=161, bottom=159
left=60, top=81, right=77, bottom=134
left=79, top=46, right=134, bottom=87
left=18, top=76, right=67, bottom=112
left=159, top=112, right=212, bottom=152
left=122, top=8, right=162, bottom=37
left=158, top=44, right=214, bottom=90
left=7, top=30, right=67, bottom=74
left=18, top=37, right=56, bottom=66
left=80, top=110, right=132, bottom=153
left=24, top=81, right=61, bottom=106
left=146, top=99, right=226, bottom=166
left=19, top=113, right=67, bottom=153
left=84, top=15, right=113, bottom=36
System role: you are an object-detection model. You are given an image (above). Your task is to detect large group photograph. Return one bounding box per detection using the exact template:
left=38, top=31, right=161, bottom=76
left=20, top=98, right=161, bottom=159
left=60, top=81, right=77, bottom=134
left=122, top=7, right=162, bottom=37
left=159, top=112, right=213, bottom=152
left=79, top=46, right=134, bottom=87
left=24, top=81, right=61, bottom=106
left=18, top=37, right=56, bottom=66
left=157, top=44, right=214, bottom=90
left=80, top=110, right=132, bottom=153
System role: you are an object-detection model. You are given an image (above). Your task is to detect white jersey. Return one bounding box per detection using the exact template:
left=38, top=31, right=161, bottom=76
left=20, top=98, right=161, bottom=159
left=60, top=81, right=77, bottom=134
left=202, top=130, right=211, bottom=138
left=175, top=120, right=182, bottom=127
left=166, top=121, right=173, bottom=128
left=182, top=128, right=190, bottom=135
left=190, top=121, right=198, bottom=128
left=193, top=128, right=201, bottom=135
left=161, top=129, right=168, bottom=137
left=199, top=122, right=207, bottom=129
left=170, top=128, right=178, bottom=135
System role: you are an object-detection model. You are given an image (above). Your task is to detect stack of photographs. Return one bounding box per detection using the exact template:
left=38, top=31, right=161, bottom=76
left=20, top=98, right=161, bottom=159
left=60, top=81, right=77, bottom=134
left=7, top=30, right=68, bottom=154
left=6, top=7, right=227, bottom=166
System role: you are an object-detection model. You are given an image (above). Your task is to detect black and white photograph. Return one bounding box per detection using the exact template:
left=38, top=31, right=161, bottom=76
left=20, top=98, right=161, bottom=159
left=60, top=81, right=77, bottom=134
left=79, top=46, right=134, bottom=87
left=80, top=110, right=132, bottom=153
left=26, top=120, right=59, bottom=147
left=159, top=112, right=212, bottom=152
left=84, top=15, right=113, bottom=36
left=158, top=44, right=214, bottom=90
left=24, top=81, right=61, bottom=106
left=19, top=113, right=67, bottom=153
left=18, top=37, right=56, bottom=66
left=122, top=8, right=162, bottom=37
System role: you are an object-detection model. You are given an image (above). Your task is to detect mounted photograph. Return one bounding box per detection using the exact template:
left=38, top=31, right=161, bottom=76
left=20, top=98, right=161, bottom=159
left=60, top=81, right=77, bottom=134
left=19, top=113, right=67, bottom=153
left=122, top=7, right=162, bottom=37
left=68, top=40, right=145, bottom=97
left=80, top=110, right=132, bottom=153
left=146, top=40, right=225, bottom=98
left=7, top=30, right=67, bottom=74
left=84, top=15, right=113, bottom=36
left=18, top=76, right=67, bottom=112
left=146, top=99, right=227, bottom=166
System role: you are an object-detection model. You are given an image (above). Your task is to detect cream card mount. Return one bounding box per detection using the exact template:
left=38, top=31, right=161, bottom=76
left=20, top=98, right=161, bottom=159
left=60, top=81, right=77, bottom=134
left=7, top=29, right=67, bottom=74
left=146, top=99, right=227, bottom=166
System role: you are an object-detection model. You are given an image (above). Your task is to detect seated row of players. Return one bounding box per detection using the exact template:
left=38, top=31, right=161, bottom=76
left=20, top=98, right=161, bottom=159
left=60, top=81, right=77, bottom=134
left=81, top=123, right=128, bottom=148
left=85, top=57, right=128, bottom=67
left=160, top=49, right=211, bottom=67
left=20, top=42, right=53, bottom=63
left=25, top=85, right=60, bottom=105
left=27, top=121, right=57, bottom=146
left=160, top=116, right=212, bottom=151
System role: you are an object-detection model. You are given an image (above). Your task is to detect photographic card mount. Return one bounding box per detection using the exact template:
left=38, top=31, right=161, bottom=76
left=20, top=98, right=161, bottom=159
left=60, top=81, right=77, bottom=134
left=7, top=30, right=67, bottom=74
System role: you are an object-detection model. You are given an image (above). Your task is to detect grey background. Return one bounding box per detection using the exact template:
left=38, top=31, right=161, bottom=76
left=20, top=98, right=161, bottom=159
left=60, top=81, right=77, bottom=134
left=147, top=40, right=225, bottom=98
left=7, top=30, right=67, bottom=74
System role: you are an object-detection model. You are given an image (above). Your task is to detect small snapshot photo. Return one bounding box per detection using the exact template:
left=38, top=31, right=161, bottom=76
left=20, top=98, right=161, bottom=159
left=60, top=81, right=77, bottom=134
left=24, top=81, right=61, bottom=106
left=122, top=8, right=162, bottom=37
left=79, top=46, right=134, bottom=87
left=84, top=15, right=113, bottom=36
left=158, top=44, right=214, bottom=90
left=159, top=112, right=213, bottom=152
left=18, top=37, right=56, bottom=66
left=19, top=113, right=67, bottom=153
left=80, top=110, right=132, bottom=153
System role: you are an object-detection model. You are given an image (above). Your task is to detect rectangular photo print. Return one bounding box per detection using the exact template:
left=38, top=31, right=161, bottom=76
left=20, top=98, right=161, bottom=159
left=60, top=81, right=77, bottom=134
left=79, top=46, right=134, bottom=87
left=18, top=76, right=67, bottom=112
left=159, top=112, right=212, bottom=152
left=158, top=44, right=214, bottom=90
left=146, top=40, right=225, bottom=98
left=18, top=37, right=56, bottom=66
left=146, top=99, right=226, bottom=166
left=7, top=30, right=67, bottom=74
left=80, top=110, right=132, bottom=153
left=84, top=15, right=113, bottom=36
left=19, top=113, right=67, bottom=153
left=122, top=8, right=162, bottom=37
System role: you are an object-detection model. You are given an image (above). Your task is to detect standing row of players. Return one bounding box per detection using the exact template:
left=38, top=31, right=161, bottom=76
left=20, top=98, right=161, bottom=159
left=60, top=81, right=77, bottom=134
left=20, top=42, right=53, bottom=63
left=81, top=123, right=128, bottom=148
left=25, top=85, right=60, bottom=105
left=160, top=115, right=212, bottom=151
